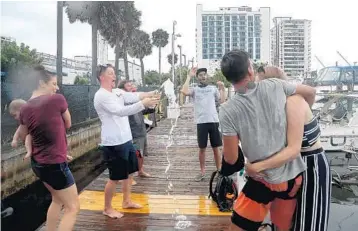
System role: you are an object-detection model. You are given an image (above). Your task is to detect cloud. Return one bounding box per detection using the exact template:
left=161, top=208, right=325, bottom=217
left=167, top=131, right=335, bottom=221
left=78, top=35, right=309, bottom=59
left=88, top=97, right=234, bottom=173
left=1, top=0, right=357, bottom=74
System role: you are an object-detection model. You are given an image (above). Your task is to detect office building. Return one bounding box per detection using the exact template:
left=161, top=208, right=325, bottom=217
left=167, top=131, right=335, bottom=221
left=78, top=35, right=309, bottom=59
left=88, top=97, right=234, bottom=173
left=196, top=4, right=270, bottom=75
left=271, top=17, right=312, bottom=77
left=108, top=59, right=142, bottom=85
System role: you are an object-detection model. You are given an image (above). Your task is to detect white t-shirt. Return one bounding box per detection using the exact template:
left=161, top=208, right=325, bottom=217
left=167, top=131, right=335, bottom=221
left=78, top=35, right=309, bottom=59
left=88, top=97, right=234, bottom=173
left=93, top=88, right=144, bottom=146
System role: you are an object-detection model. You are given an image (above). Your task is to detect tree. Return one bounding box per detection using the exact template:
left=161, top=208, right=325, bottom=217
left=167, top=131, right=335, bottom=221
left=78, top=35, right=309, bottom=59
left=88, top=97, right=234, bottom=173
left=74, top=75, right=90, bottom=85
left=210, top=69, right=231, bottom=88
left=65, top=1, right=103, bottom=85
left=99, top=2, right=141, bottom=81
left=128, top=29, right=152, bottom=86
left=167, top=53, right=178, bottom=66
left=252, top=60, right=268, bottom=73
left=144, top=70, right=161, bottom=86
left=152, top=29, right=169, bottom=75
left=1, top=41, right=42, bottom=72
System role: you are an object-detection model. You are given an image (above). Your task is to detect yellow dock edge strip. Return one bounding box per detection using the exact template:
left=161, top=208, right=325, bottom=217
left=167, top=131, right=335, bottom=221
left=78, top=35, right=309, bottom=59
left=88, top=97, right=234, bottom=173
left=79, top=190, right=232, bottom=216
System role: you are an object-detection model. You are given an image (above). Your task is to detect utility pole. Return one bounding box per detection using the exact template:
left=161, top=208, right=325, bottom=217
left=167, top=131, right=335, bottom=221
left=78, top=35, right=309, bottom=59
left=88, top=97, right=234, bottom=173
left=178, top=45, right=182, bottom=85
left=171, top=21, right=176, bottom=84
left=182, top=54, right=187, bottom=68
left=56, top=1, right=63, bottom=89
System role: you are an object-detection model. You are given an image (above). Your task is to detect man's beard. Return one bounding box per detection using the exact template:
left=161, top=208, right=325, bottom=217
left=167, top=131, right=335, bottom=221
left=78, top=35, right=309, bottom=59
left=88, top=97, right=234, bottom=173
left=198, top=80, right=208, bottom=87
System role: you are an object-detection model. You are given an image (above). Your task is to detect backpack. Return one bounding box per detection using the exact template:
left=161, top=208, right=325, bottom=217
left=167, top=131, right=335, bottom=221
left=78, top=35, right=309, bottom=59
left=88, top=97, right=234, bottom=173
left=209, top=170, right=238, bottom=212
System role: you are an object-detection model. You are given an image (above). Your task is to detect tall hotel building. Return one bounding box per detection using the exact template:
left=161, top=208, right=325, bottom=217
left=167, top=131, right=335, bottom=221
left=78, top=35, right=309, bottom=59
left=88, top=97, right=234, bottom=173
left=196, top=4, right=270, bottom=75
left=271, top=17, right=312, bottom=77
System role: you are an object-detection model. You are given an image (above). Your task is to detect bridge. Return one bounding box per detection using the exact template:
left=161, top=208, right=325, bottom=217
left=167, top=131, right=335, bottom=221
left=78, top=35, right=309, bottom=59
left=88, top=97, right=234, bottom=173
left=2, top=101, right=358, bottom=230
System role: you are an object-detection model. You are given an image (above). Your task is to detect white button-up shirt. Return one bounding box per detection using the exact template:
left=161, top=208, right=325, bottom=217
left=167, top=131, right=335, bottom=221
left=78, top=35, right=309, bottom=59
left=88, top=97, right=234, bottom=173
left=93, top=88, right=144, bottom=146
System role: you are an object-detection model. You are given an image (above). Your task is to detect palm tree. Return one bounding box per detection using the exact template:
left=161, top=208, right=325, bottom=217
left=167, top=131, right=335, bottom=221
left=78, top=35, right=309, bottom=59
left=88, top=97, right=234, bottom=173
left=65, top=1, right=108, bottom=85
left=167, top=53, right=178, bottom=65
left=99, top=2, right=141, bottom=81
left=128, top=29, right=152, bottom=86
left=152, top=29, right=169, bottom=75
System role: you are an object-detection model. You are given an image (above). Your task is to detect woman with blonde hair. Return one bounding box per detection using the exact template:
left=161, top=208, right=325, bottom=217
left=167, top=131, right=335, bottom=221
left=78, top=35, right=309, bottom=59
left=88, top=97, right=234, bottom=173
left=247, top=66, right=331, bottom=231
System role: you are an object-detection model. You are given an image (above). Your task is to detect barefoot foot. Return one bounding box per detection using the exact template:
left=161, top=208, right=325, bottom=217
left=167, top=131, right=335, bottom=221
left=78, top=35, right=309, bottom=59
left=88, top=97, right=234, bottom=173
left=122, top=202, right=142, bottom=209
left=103, top=208, right=123, bottom=219
left=131, top=179, right=137, bottom=186
left=138, top=171, right=151, bottom=177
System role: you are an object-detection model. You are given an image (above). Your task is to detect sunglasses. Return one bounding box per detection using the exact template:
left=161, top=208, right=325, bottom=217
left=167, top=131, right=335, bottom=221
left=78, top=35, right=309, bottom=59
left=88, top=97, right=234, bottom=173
left=97, top=64, right=114, bottom=77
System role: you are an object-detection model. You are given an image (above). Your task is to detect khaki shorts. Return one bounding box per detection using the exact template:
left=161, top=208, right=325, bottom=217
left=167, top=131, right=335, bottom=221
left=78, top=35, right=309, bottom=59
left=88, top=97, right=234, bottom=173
left=132, top=137, right=148, bottom=158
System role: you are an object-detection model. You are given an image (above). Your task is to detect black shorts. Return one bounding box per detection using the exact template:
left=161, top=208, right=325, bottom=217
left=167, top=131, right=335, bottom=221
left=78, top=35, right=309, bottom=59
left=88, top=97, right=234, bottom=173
left=101, top=141, right=139, bottom=181
left=31, top=158, right=75, bottom=190
left=197, top=122, right=222, bottom=149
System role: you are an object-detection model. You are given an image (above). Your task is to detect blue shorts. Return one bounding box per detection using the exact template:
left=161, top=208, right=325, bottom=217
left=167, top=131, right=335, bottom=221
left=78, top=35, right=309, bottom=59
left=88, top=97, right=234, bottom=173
left=101, top=141, right=139, bottom=181
left=31, top=158, right=75, bottom=190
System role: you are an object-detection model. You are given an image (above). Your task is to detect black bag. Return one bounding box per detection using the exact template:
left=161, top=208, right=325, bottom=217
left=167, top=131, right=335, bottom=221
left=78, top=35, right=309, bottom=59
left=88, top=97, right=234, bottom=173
left=209, top=171, right=238, bottom=212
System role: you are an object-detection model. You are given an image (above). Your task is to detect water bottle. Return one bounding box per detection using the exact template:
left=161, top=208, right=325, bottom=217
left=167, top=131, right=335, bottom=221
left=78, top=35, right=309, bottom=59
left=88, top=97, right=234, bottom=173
left=236, top=168, right=246, bottom=193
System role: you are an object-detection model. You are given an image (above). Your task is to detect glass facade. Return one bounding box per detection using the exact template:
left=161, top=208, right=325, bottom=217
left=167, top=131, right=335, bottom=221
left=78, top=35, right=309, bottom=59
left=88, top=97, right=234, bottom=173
left=202, top=13, right=262, bottom=60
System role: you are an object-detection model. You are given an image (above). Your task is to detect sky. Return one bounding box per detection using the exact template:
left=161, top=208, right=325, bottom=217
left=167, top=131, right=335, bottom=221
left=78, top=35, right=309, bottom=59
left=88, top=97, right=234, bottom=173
left=1, top=0, right=358, bottom=73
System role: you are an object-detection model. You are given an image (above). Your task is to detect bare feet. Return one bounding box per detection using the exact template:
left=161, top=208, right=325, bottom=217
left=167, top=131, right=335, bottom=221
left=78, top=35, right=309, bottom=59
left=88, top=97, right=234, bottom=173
left=131, top=179, right=137, bottom=186
left=103, top=208, right=123, bottom=219
left=138, top=171, right=151, bottom=177
left=122, top=202, right=143, bottom=209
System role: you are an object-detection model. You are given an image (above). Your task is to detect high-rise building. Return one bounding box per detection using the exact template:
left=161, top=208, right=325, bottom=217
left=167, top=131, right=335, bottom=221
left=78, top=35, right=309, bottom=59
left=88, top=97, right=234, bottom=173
left=271, top=17, right=312, bottom=77
left=196, top=4, right=270, bottom=75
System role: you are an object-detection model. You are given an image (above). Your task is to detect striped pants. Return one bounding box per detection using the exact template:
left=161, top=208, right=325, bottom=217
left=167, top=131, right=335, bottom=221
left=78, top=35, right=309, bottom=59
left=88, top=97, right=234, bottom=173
left=292, top=148, right=331, bottom=231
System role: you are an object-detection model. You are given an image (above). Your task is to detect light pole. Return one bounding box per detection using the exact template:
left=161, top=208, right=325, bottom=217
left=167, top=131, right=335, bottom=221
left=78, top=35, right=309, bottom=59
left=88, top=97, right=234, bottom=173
left=177, top=45, right=182, bottom=84
left=182, top=54, right=187, bottom=68
left=171, top=21, right=181, bottom=87
left=56, top=1, right=63, bottom=89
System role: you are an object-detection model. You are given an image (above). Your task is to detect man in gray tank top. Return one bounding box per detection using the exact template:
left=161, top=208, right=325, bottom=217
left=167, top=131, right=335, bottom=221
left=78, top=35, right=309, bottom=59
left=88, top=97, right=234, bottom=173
left=181, top=67, right=226, bottom=181
left=219, top=50, right=316, bottom=231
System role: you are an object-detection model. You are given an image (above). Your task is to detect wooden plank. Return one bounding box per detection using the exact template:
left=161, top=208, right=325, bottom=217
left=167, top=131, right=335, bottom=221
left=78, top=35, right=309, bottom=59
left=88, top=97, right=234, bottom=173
left=38, top=211, right=231, bottom=231
left=79, top=190, right=231, bottom=216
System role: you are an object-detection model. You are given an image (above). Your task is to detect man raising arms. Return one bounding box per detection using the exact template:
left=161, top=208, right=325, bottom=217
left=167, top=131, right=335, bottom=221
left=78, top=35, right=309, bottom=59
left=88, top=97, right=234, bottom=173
left=94, top=64, right=159, bottom=219
left=181, top=67, right=226, bottom=181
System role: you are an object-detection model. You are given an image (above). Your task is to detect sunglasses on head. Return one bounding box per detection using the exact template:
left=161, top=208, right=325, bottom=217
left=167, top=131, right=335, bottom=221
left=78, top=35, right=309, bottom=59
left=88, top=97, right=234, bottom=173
left=97, top=64, right=114, bottom=76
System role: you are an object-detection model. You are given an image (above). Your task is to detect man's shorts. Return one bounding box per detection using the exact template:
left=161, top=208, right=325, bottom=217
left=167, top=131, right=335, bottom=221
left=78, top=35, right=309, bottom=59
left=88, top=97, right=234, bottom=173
left=31, top=158, right=75, bottom=190
left=232, top=174, right=303, bottom=230
left=101, top=141, right=139, bottom=181
left=132, top=136, right=148, bottom=158
left=197, top=122, right=222, bottom=149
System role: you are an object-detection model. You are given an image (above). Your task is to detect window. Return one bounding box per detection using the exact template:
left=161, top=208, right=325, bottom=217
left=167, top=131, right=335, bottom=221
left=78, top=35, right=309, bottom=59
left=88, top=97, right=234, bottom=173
left=217, top=21, right=223, bottom=26
left=217, top=54, right=223, bottom=59
left=232, top=16, right=238, bottom=20
left=203, top=54, right=208, bottom=59
left=209, top=15, right=215, bottom=21
left=217, top=38, right=223, bottom=42
left=210, top=54, right=215, bottom=59
left=210, top=48, right=215, bottom=53
left=209, top=43, right=215, bottom=48
left=217, top=43, right=223, bottom=48
left=216, top=15, right=223, bottom=21
left=248, top=16, right=253, bottom=21
left=209, top=21, right=215, bottom=26
left=225, top=32, right=230, bottom=37
left=225, top=16, right=230, bottom=21
left=225, top=21, right=230, bottom=27
left=202, top=15, right=208, bottom=21
left=225, top=38, right=230, bottom=43
left=202, top=22, right=208, bottom=27
left=225, top=27, right=230, bottom=32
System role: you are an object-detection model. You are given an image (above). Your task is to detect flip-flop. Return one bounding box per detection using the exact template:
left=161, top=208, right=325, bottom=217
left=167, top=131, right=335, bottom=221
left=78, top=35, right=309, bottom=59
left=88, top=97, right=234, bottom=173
left=102, top=210, right=124, bottom=219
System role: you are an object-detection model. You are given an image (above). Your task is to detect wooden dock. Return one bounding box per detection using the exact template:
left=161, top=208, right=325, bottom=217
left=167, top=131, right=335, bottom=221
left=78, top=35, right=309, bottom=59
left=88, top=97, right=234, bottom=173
left=39, top=105, right=231, bottom=230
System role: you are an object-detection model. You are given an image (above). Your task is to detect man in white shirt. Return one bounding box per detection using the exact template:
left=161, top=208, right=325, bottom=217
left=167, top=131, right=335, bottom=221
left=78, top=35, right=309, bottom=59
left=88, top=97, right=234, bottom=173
left=94, top=64, right=159, bottom=219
